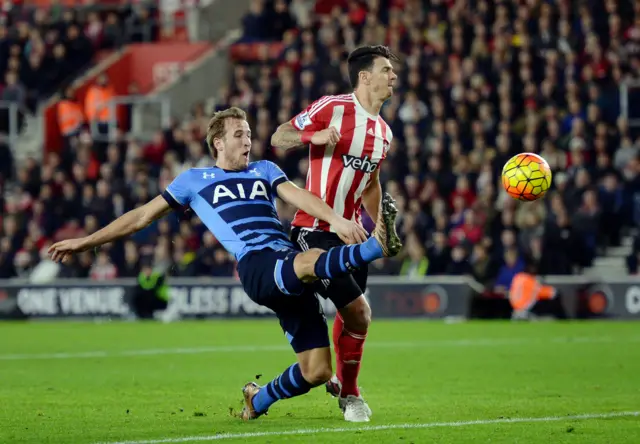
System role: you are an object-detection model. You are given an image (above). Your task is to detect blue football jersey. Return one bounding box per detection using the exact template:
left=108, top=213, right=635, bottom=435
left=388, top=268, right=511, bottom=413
left=162, top=160, right=296, bottom=261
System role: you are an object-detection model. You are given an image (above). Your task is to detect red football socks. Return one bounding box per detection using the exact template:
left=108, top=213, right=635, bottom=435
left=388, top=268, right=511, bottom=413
left=333, top=313, right=367, bottom=397
left=332, top=312, right=344, bottom=356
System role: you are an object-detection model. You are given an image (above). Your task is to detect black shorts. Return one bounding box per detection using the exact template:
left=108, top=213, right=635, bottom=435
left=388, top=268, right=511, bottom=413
left=290, top=227, right=368, bottom=310
left=237, top=248, right=330, bottom=354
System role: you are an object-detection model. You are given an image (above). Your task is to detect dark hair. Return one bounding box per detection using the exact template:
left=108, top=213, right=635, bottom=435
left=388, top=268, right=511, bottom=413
left=347, top=45, right=399, bottom=88
left=205, top=107, right=247, bottom=159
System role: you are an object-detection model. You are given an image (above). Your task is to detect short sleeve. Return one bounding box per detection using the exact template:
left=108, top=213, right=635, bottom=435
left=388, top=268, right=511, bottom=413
left=290, top=96, right=331, bottom=131
left=262, top=161, right=288, bottom=198
left=162, top=170, right=194, bottom=210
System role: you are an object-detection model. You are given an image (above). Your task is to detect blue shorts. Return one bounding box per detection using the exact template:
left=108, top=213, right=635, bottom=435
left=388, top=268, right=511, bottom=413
left=237, top=248, right=330, bottom=354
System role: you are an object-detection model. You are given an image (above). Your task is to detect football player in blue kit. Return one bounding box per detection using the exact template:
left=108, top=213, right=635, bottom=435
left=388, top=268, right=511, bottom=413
left=48, top=107, right=402, bottom=421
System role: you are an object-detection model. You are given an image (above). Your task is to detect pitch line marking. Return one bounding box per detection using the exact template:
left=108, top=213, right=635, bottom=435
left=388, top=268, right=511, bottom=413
left=95, top=411, right=640, bottom=444
left=2, top=336, right=640, bottom=361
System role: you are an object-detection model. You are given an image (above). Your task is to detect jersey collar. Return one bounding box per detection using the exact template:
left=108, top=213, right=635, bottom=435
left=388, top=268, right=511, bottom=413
left=351, top=92, right=379, bottom=120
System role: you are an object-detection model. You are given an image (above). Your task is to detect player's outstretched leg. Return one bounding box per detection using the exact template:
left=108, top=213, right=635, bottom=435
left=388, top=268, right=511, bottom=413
left=303, top=192, right=402, bottom=283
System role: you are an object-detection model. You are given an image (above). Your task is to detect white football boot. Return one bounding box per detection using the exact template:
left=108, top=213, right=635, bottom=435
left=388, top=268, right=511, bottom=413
left=326, top=375, right=372, bottom=422
left=340, top=395, right=372, bottom=422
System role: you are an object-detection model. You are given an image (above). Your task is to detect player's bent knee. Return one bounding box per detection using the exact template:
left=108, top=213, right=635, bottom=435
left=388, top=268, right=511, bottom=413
left=293, top=248, right=325, bottom=283
left=297, top=346, right=332, bottom=386
left=340, top=295, right=372, bottom=332
left=300, top=363, right=333, bottom=386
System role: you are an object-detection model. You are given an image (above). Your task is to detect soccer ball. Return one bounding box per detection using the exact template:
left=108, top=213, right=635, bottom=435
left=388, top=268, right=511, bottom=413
left=501, top=153, right=552, bottom=201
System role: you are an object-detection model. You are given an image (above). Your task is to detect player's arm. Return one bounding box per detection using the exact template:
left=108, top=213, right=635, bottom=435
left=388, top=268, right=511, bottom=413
left=361, top=169, right=382, bottom=223
left=276, top=181, right=367, bottom=244
left=276, top=181, right=343, bottom=227
left=49, top=196, right=172, bottom=262
left=82, top=196, right=172, bottom=248
left=272, top=97, right=342, bottom=151
left=271, top=122, right=341, bottom=151
left=270, top=122, right=307, bottom=150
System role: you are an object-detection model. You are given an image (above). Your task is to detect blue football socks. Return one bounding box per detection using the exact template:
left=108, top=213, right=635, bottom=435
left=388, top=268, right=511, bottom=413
left=251, top=363, right=313, bottom=413
left=313, top=237, right=383, bottom=280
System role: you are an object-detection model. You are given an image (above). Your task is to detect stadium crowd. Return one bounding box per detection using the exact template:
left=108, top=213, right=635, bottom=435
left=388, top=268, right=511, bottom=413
left=1, top=0, right=640, bottom=286
left=0, top=0, right=159, bottom=135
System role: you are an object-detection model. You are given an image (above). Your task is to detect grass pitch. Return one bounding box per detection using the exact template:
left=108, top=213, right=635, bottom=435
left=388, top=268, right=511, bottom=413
left=1, top=320, right=639, bottom=443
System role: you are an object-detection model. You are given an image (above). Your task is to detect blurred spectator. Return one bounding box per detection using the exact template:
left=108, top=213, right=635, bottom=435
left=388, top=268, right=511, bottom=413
left=270, top=0, right=297, bottom=41
left=598, top=173, right=624, bottom=247
left=399, top=232, right=428, bottom=277
left=57, top=87, right=85, bottom=141
left=126, top=6, right=158, bottom=43
left=573, top=189, right=602, bottom=266
left=470, top=243, right=498, bottom=288
left=3, top=71, right=26, bottom=108
left=85, top=74, right=116, bottom=139
left=129, top=258, right=169, bottom=319
left=425, top=232, right=449, bottom=276
left=447, top=245, right=473, bottom=276
left=494, top=249, right=526, bottom=296
left=0, top=71, right=26, bottom=132
left=241, top=0, right=269, bottom=42
left=509, top=261, right=566, bottom=320
left=90, top=250, right=117, bottom=281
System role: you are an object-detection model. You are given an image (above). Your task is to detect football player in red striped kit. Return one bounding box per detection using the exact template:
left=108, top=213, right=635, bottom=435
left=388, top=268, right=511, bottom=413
left=271, top=45, right=399, bottom=422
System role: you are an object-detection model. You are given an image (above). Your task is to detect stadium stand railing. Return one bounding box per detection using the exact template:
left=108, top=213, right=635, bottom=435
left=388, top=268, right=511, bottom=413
left=89, top=96, right=172, bottom=142
left=0, top=101, right=26, bottom=147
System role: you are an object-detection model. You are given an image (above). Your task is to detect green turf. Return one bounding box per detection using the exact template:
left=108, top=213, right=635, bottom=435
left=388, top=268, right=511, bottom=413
left=1, top=320, right=639, bottom=444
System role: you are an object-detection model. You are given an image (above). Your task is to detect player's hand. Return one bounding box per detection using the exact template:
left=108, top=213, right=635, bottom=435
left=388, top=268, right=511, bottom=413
left=48, top=238, right=91, bottom=263
left=333, top=218, right=369, bottom=245
left=311, top=127, right=341, bottom=147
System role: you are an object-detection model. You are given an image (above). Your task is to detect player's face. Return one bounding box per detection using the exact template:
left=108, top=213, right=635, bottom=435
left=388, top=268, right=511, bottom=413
left=369, top=57, right=397, bottom=101
left=221, top=118, right=252, bottom=169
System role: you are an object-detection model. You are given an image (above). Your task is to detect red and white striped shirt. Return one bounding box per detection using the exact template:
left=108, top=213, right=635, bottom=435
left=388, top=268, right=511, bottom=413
left=289, top=93, right=393, bottom=231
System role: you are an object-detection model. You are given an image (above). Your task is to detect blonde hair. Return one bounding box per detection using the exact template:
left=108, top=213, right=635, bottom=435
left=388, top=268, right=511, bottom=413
left=205, top=107, right=247, bottom=158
